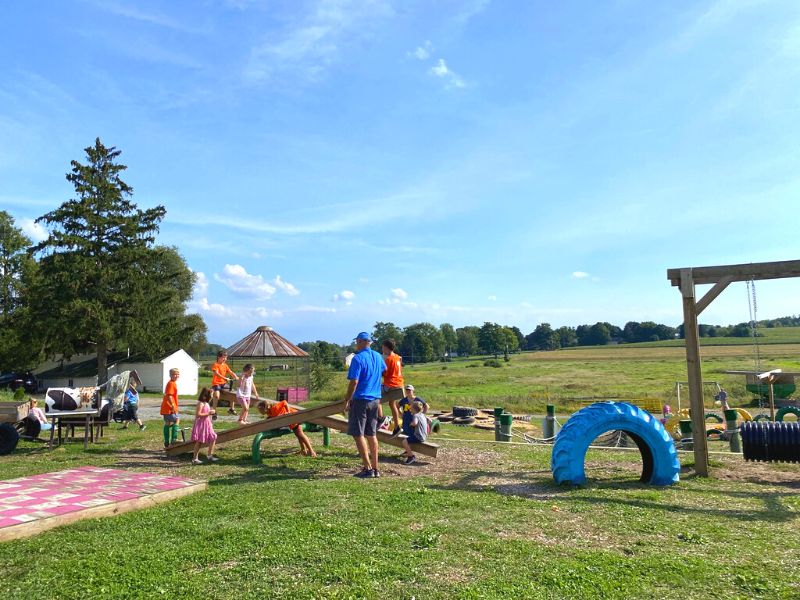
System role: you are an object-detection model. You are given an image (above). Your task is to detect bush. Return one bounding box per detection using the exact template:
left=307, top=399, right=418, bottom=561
left=466, top=363, right=480, bottom=368
left=483, top=359, right=503, bottom=368
left=13, top=388, right=26, bottom=400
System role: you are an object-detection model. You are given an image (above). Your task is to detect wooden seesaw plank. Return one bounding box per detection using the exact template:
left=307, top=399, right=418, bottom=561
left=165, top=399, right=347, bottom=456
left=218, top=389, right=440, bottom=459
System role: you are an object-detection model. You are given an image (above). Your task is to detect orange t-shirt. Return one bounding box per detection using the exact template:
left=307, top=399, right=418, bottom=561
left=160, top=380, right=179, bottom=415
left=211, top=361, right=235, bottom=386
left=267, top=400, right=299, bottom=429
left=383, top=352, right=404, bottom=388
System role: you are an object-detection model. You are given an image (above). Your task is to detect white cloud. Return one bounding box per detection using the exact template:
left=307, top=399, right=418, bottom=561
left=294, top=305, right=337, bottom=313
left=391, top=287, right=408, bottom=300
left=254, top=307, right=284, bottom=318
left=195, top=297, right=234, bottom=318
left=572, top=271, right=589, bottom=279
left=19, top=218, right=47, bottom=243
left=215, top=264, right=276, bottom=300
left=332, top=290, right=355, bottom=303
left=244, top=0, right=394, bottom=84
left=273, top=275, right=300, bottom=296
left=192, top=271, right=210, bottom=299
left=429, top=58, right=465, bottom=88
left=91, top=1, right=209, bottom=34
left=410, top=40, right=432, bottom=60
left=487, top=295, right=497, bottom=301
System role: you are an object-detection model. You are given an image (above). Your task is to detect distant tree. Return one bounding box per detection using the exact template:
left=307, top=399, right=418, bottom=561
left=508, top=326, right=526, bottom=350
left=28, top=138, right=203, bottom=383
left=400, top=323, right=437, bottom=363
left=729, top=323, right=751, bottom=337
left=576, top=324, right=591, bottom=345
left=555, top=326, right=578, bottom=348
left=0, top=212, right=40, bottom=370
left=501, top=326, right=520, bottom=352
left=456, top=326, right=479, bottom=356
left=372, top=321, right=404, bottom=348
left=526, top=323, right=560, bottom=351
left=478, top=322, right=505, bottom=356
left=585, top=322, right=611, bottom=346
left=439, top=323, right=458, bottom=355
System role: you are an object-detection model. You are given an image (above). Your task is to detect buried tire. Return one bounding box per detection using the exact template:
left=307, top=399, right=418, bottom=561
left=0, top=423, right=20, bottom=456
left=551, top=402, right=680, bottom=486
left=776, top=407, right=800, bottom=422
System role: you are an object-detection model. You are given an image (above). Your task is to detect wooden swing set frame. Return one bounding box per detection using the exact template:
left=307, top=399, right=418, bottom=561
left=667, top=259, right=800, bottom=476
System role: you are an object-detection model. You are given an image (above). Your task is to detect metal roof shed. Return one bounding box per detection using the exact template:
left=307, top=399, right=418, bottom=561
left=225, top=326, right=311, bottom=402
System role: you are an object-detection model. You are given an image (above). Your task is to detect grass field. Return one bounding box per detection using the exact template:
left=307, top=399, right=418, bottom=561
left=1, top=424, right=799, bottom=599
left=2, top=343, right=799, bottom=598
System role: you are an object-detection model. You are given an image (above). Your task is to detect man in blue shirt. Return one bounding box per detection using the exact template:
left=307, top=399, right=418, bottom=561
left=345, top=331, right=386, bottom=478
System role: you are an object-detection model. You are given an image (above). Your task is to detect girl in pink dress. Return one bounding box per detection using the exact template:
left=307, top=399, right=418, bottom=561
left=191, top=388, right=218, bottom=465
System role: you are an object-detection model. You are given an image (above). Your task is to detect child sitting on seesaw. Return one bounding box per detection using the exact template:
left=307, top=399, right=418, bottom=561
left=257, top=399, right=317, bottom=457
left=400, top=401, right=428, bottom=465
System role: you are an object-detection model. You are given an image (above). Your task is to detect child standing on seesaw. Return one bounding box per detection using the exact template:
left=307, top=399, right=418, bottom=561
left=160, top=368, right=181, bottom=449
left=400, top=401, right=428, bottom=465
left=257, top=400, right=317, bottom=457
left=236, top=363, right=259, bottom=425
left=210, top=350, right=239, bottom=419
left=191, top=387, right=218, bottom=465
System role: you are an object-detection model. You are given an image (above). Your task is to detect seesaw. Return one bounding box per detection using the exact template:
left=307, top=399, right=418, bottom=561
left=165, top=388, right=439, bottom=458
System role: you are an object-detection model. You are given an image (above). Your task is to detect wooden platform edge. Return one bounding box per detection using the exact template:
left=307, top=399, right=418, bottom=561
left=0, top=481, right=207, bottom=543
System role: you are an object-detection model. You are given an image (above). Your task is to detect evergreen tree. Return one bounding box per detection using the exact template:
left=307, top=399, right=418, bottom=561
left=30, top=138, right=204, bottom=382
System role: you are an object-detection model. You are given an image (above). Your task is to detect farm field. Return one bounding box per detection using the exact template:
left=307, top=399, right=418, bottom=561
left=308, top=343, right=800, bottom=416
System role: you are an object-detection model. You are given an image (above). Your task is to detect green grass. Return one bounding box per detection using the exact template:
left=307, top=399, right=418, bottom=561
left=3, top=343, right=800, bottom=598
left=614, top=326, right=800, bottom=348
left=0, top=426, right=798, bottom=599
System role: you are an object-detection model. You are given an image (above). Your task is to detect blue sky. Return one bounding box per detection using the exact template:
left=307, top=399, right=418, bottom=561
left=2, top=0, right=799, bottom=347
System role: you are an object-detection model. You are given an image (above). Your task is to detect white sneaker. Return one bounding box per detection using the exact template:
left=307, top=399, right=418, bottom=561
left=191, top=458, right=202, bottom=465
left=208, top=455, right=220, bottom=462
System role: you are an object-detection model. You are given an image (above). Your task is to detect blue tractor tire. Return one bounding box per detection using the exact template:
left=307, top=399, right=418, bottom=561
left=551, top=402, right=680, bottom=486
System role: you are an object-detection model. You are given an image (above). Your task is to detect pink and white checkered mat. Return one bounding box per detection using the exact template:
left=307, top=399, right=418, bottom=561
left=0, top=466, right=204, bottom=539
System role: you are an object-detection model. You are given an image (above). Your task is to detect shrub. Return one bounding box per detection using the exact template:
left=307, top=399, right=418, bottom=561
left=13, top=388, right=26, bottom=400
left=483, top=359, right=503, bottom=368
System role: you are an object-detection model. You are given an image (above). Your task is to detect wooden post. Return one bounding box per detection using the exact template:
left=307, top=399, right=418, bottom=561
left=680, top=270, right=710, bottom=476
left=768, top=380, right=776, bottom=421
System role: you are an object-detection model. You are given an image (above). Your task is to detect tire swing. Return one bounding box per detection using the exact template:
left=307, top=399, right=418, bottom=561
left=776, top=406, right=800, bottom=422
left=551, top=402, right=680, bottom=486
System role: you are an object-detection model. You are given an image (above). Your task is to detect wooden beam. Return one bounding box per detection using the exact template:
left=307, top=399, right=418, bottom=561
left=680, top=271, right=710, bottom=476
left=668, top=259, right=800, bottom=286
left=223, top=391, right=439, bottom=458
left=695, top=276, right=733, bottom=315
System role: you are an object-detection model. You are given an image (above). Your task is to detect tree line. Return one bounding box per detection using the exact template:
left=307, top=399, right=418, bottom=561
left=0, top=138, right=207, bottom=382
left=298, top=314, right=800, bottom=366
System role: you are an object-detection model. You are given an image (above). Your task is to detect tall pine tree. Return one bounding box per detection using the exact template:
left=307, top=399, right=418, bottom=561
left=31, top=138, right=204, bottom=382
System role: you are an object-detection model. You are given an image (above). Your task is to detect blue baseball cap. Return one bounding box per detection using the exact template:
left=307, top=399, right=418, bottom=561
left=354, top=331, right=372, bottom=342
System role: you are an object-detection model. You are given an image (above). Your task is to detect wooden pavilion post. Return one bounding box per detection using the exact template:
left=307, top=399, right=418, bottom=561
left=668, top=259, right=800, bottom=478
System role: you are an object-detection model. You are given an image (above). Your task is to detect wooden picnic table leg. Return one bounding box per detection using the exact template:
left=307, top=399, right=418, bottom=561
left=84, top=414, right=90, bottom=449
left=48, top=417, right=56, bottom=449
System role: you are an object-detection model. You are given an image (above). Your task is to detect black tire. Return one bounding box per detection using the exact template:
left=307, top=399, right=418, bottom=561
left=438, top=415, right=455, bottom=422
left=452, top=406, right=478, bottom=418
left=0, top=423, right=20, bottom=455
left=704, top=412, right=723, bottom=423
left=452, top=416, right=476, bottom=425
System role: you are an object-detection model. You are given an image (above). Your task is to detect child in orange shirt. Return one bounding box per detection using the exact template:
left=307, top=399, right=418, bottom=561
left=257, top=399, right=317, bottom=457
left=381, top=339, right=405, bottom=437
left=160, top=368, right=181, bottom=449
left=210, top=350, right=239, bottom=419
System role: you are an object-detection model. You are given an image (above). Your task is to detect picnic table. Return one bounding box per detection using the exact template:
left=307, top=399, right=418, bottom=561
left=46, top=409, right=97, bottom=450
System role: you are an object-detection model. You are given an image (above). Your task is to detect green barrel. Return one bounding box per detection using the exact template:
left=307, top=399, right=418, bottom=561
left=498, top=412, right=513, bottom=442
left=543, top=404, right=556, bottom=440
left=679, top=419, right=693, bottom=450
left=494, top=407, right=504, bottom=439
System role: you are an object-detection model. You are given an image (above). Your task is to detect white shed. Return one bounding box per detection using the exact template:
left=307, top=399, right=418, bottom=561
left=108, top=349, right=199, bottom=396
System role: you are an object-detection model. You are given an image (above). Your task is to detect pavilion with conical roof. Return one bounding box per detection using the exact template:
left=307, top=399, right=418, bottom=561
left=225, top=326, right=311, bottom=402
